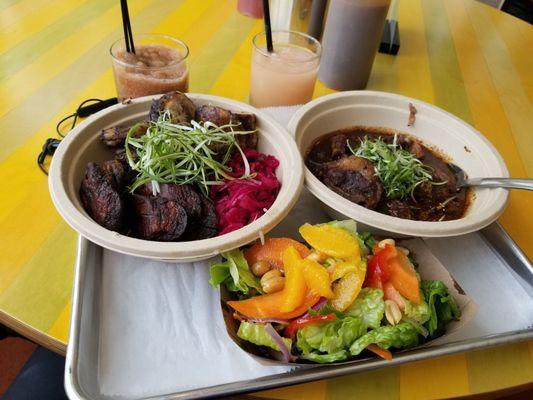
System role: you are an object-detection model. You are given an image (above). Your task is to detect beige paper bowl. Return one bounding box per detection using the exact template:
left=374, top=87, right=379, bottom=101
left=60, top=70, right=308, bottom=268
left=288, top=91, right=509, bottom=237
left=49, top=94, right=303, bottom=261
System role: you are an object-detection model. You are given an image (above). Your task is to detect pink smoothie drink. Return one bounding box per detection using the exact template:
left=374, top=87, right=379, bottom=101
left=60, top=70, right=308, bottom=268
left=249, top=31, right=321, bottom=108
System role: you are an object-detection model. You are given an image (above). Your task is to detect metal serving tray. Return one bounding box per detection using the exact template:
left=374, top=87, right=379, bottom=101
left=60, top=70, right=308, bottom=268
left=65, top=222, right=533, bottom=400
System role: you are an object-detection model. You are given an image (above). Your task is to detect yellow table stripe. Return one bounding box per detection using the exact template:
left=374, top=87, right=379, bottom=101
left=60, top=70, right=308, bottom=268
left=209, top=19, right=263, bottom=101
left=0, top=0, right=152, bottom=120
left=192, top=13, right=257, bottom=94
left=464, top=1, right=533, bottom=177
left=420, top=0, right=472, bottom=123
left=48, top=300, right=71, bottom=344
left=443, top=0, right=533, bottom=259
left=467, top=343, right=533, bottom=393
left=0, top=0, right=90, bottom=55
left=0, top=222, right=76, bottom=332
left=0, top=0, right=115, bottom=82
left=325, top=366, right=399, bottom=400
left=392, top=0, right=434, bottom=103
left=0, top=0, right=52, bottom=28
left=259, top=380, right=327, bottom=400
left=489, top=9, right=533, bottom=105
left=0, top=184, right=63, bottom=294
left=399, top=354, right=469, bottom=399
left=0, top=0, right=182, bottom=162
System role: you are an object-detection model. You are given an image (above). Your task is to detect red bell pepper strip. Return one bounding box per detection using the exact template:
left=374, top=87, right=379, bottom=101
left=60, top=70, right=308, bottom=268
left=364, top=244, right=397, bottom=288
left=284, top=314, right=337, bottom=338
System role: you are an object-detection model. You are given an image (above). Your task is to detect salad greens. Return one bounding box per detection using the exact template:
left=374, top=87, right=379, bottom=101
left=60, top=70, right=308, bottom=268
left=210, top=219, right=462, bottom=364
left=349, top=322, right=420, bottom=356
left=209, top=250, right=262, bottom=295
left=238, top=321, right=292, bottom=352
left=421, top=280, right=461, bottom=338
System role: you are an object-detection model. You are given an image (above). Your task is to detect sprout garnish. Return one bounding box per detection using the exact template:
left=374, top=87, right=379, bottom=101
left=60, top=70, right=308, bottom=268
left=349, top=135, right=443, bottom=200
left=125, top=111, right=256, bottom=196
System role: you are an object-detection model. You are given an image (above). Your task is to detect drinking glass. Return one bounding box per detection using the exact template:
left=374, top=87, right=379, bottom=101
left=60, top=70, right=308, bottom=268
left=110, top=34, right=189, bottom=100
left=249, top=30, right=321, bottom=107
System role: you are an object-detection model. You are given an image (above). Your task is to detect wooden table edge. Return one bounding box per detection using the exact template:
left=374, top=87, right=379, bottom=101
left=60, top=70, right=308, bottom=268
left=0, top=309, right=66, bottom=356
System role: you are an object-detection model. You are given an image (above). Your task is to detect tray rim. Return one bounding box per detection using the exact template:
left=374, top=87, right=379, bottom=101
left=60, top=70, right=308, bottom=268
left=64, top=223, right=533, bottom=400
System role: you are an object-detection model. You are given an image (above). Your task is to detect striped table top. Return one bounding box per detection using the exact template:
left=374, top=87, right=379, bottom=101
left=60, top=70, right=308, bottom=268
left=0, top=0, right=532, bottom=398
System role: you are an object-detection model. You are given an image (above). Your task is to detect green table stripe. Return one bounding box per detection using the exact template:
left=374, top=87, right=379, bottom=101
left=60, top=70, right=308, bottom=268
left=326, top=366, right=400, bottom=400
left=0, top=223, right=77, bottom=332
left=0, top=0, right=115, bottom=82
left=467, top=343, right=533, bottom=393
left=0, top=0, right=182, bottom=163
left=0, top=0, right=24, bottom=12
left=191, top=12, right=256, bottom=94
left=420, top=0, right=473, bottom=124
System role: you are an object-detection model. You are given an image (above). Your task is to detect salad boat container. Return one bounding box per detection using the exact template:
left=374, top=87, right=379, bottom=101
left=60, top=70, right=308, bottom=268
left=64, top=192, right=533, bottom=399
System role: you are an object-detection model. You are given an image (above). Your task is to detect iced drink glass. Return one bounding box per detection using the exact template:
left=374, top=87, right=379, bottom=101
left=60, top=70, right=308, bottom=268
left=110, top=34, right=189, bottom=100
left=250, top=30, right=321, bottom=108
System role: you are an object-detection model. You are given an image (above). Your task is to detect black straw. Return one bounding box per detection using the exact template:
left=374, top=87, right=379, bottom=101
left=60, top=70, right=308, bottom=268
left=262, top=0, right=273, bottom=52
left=120, top=0, right=135, bottom=54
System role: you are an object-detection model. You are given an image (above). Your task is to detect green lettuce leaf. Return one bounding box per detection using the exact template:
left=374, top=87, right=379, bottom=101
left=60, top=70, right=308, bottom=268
left=344, top=288, right=385, bottom=329
left=209, top=250, right=262, bottom=295
left=237, top=321, right=291, bottom=352
left=421, top=280, right=461, bottom=338
left=300, top=350, right=349, bottom=363
left=296, top=316, right=366, bottom=355
left=297, top=288, right=385, bottom=356
left=403, top=295, right=431, bottom=325
left=349, top=322, right=419, bottom=355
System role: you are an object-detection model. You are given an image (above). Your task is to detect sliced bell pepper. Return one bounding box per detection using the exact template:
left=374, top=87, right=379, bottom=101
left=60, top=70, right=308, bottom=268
left=365, top=244, right=420, bottom=304
left=389, top=251, right=420, bottom=303
left=299, top=223, right=360, bottom=259
left=227, top=290, right=320, bottom=319
left=301, top=259, right=334, bottom=298
left=284, top=314, right=337, bottom=338
left=280, top=246, right=308, bottom=312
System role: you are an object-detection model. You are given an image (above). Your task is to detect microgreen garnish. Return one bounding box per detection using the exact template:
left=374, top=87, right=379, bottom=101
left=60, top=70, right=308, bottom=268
left=348, top=135, right=436, bottom=200
left=125, top=111, right=256, bottom=196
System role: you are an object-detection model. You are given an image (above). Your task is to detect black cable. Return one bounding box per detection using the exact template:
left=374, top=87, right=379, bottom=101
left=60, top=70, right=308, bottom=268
left=39, top=97, right=118, bottom=175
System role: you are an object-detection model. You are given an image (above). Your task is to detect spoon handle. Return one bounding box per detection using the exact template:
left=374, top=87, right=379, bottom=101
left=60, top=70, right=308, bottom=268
left=467, top=178, right=533, bottom=191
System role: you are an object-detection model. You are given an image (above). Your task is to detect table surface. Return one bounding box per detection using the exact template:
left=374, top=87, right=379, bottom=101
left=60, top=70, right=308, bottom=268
left=1, top=0, right=532, bottom=398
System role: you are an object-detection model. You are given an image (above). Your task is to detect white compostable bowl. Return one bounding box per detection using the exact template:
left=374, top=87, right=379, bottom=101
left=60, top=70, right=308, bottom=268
left=288, top=91, right=509, bottom=237
left=49, top=94, right=303, bottom=261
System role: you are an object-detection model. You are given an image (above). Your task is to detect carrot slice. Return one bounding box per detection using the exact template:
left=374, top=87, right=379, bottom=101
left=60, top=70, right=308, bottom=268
left=367, top=344, right=393, bottom=361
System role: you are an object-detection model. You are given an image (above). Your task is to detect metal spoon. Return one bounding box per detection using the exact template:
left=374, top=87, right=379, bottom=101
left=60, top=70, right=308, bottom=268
left=449, top=164, right=533, bottom=191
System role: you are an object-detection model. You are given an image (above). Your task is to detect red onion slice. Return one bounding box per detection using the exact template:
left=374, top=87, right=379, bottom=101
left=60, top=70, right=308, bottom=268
left=264, top=323, right=295, bottom=363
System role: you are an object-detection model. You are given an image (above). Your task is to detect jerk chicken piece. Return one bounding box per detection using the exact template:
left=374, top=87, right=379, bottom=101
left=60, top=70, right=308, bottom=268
left=312, top=156, right=383, bottom=209
left=101, top=122, right=148, bottom=148
left=132, top=195, right=188, bottom=241
left=136, top=183, right=202, bottom=222
left=182, top=196, right=218, bottom=240
left=80, top=162, right=124, bottom=231
left=195, top=105, right=258, bottom=150
left=149, top=91, right=196, bottom=123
